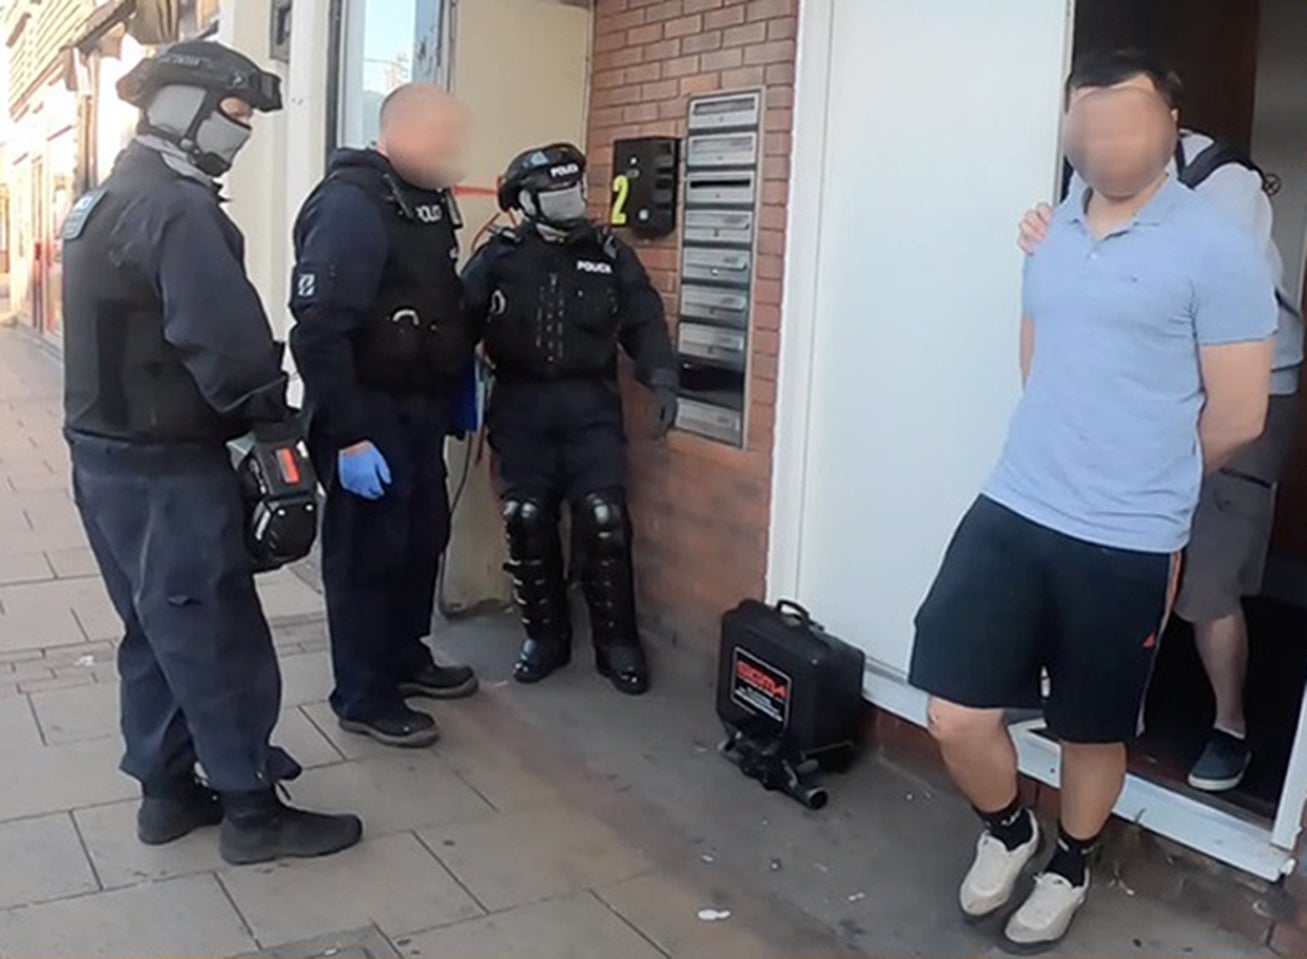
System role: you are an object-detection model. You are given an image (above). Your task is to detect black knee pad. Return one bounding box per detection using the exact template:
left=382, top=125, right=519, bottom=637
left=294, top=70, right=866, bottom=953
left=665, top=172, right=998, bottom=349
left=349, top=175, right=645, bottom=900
left=575, top=490, right=630, bottom=558
left=503, top=498, right=559, bottom=559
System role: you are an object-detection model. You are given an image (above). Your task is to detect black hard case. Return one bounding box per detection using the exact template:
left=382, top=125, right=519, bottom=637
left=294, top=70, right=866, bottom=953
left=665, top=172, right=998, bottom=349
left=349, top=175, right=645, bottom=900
left=717, top=600, right=866, bottom=768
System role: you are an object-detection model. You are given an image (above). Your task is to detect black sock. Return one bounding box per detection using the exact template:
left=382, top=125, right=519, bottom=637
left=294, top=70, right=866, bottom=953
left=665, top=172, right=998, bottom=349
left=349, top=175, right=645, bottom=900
left=974, top=796, right=1033, bottom=851
left=1046, top=825, right=1097, bottom=886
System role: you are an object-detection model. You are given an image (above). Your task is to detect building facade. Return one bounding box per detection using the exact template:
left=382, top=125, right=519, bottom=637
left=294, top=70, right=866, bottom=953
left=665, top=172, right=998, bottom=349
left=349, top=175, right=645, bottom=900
left=9, top=0, right=1307, bottom=949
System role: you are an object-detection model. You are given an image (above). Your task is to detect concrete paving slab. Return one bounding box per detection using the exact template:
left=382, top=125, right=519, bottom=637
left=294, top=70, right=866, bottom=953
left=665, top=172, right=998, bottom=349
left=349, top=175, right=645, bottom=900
left=31, top=679, right=117, bottom=744
left=0, top=688, right=45, bottom=754
left=219, top=832, right=483, bottom=947
left=394, top=891, right=665, bottom=959
left=0, top=602, right=86, bottom=651
left=596, top=871, right=791, bottom=959
left=242, top=926, right=404, bottom=959
left=73, top=799, right=225, bottom=889
left=0, top=811, right=99, bottom=908
left=418, top=803, right=651, bottom=912
left=422, top=699, right=561, bottom=812
left=256, top=569, right=325, bottom=620
left=276, top=706, right=345, bottom=769
left=0, top=550, right=53, bottom=586
left=45, top=546, right=99, bottom=579
left=278, top=649, right=333, bottom=706
left=287, top=753, right=494, bottom=837
left=0, top=873, right=257, bottom=958
left=0, top=737, right=135, bottom=822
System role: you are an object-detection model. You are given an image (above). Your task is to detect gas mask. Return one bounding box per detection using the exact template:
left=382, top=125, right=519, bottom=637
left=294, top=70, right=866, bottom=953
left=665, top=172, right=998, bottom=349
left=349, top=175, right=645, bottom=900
left=521, top=184, right=589, bottom=230
left=144, top=85, right=254, bottom=177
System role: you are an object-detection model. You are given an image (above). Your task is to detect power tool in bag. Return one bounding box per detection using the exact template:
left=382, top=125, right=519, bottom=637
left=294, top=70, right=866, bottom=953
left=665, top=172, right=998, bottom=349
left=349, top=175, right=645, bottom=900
left=228, top=424, right=319, bottom=573
left=717, top=600, right=866, bottom=809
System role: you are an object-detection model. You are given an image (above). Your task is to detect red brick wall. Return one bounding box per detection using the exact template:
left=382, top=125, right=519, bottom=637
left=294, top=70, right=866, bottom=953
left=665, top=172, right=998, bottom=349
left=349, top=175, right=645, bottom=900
left=586, top=0, right=797, bottom=652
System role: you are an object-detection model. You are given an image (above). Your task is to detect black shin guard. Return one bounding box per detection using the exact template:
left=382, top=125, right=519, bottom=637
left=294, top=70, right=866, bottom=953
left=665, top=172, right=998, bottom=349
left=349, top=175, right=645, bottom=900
left=575, top=490, right=648, bottom=695
left=503, top=498, right=572, bottom=681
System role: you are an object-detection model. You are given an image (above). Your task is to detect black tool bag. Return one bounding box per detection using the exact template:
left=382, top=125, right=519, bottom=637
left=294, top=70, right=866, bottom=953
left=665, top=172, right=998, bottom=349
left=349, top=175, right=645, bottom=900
left=716, top=599, right=866, bottom=808
left=229, top=432, right=319, bottom=573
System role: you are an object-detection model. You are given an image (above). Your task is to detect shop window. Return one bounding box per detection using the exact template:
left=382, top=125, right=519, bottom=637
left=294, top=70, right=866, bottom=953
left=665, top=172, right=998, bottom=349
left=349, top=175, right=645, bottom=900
left=333, top=0, right=445, bottom=148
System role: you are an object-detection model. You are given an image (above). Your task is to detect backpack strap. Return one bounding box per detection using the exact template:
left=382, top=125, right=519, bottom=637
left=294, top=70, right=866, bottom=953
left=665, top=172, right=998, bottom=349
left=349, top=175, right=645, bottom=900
left=1178, top=140, right=1266, bottom=192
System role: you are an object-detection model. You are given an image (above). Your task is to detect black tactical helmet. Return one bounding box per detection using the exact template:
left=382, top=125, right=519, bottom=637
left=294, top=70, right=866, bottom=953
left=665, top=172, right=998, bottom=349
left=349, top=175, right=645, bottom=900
left=118, top=40, right=283, bottom=114
left=497, top=143, right=587, bottom=213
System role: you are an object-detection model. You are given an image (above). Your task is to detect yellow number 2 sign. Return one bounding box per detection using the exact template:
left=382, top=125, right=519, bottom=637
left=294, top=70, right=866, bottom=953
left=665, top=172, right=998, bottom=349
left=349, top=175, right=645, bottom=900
left=610, top=174, right=631, bottom=227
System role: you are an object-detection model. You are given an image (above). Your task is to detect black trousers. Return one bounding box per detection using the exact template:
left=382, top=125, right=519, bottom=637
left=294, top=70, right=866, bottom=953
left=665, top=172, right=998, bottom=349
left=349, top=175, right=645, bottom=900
left=315, top=390, right=451, bottom=720
left=69, top=433, right=297, bottom=793
left=489, top=378, right=625, bottom=504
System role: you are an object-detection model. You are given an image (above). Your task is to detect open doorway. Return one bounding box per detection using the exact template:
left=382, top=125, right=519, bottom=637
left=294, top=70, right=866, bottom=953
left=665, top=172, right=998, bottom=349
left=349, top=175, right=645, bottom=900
left=1071, top=0, right=1307, bottom=833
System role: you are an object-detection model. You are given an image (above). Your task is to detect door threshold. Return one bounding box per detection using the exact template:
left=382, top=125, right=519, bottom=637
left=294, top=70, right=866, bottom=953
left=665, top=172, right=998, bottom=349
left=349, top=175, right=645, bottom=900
left=863, top=664, right=1295, bottom=882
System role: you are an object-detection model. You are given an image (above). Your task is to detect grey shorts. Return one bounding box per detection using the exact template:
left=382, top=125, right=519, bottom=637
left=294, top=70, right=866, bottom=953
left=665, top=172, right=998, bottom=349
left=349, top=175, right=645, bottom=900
left=1175, top=395, right=1297, bottom=623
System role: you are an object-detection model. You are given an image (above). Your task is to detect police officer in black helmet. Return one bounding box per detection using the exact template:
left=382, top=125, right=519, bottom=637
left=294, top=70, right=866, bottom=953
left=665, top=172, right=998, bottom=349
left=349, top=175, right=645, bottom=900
left=289, top=84, right=479, bottom=749
left=463, top=143, right=678, bottom=696
left=61, top=41, right=361, bottom=864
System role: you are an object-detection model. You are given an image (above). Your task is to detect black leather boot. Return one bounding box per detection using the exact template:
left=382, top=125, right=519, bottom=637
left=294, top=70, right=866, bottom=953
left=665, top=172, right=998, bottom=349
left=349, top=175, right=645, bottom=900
left=137, top=777, right=224, bottom=845
left=504, top=498, right=573, bottom=684
left=577, top=491, right=650, bottom=696
left=219, top=789, right=363, bottom=865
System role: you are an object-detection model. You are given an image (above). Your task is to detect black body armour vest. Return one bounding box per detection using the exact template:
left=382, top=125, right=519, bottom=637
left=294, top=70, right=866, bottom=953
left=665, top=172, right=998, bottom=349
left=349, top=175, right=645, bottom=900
left=62, top=151, right=243, bottom=443
left=327, top=166, right=474, bottom=393
left=483, top=227, right=622, bottom=383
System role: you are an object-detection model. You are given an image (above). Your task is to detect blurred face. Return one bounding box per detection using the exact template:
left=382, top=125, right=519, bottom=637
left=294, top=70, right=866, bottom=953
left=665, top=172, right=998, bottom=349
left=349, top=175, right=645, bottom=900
left=1064, top=73, right=1178, bottom=200
left=379, top=92, right=471, bottom=190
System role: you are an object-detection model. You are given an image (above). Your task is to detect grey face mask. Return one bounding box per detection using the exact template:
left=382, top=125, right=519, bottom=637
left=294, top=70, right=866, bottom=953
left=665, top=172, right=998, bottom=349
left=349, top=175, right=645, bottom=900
left=143, top=84, right=251, bottom=177
left=524, top=184, right=588, bottom=228
left=192, top=110, right=252, bottom=175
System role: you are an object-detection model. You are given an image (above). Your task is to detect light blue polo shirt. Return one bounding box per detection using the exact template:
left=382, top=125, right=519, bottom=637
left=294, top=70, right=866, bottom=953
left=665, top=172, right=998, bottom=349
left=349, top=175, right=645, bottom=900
left=984, top=177, right=1277, bottom=553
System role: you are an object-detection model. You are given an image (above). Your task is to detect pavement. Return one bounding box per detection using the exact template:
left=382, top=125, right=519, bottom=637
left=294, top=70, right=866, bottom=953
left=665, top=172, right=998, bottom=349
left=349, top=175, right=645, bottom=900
left=0, top=324, right=1273, bottom=958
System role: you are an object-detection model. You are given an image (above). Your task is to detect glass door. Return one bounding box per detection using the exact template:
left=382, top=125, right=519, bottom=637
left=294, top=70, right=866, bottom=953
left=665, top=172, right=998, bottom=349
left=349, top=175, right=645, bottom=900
left=334, top=0, right=446, bottom=148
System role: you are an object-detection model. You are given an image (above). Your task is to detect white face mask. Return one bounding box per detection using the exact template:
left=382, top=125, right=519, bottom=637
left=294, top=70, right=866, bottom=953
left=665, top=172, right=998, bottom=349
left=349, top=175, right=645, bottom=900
left=526, top=184, right=588, bottom=227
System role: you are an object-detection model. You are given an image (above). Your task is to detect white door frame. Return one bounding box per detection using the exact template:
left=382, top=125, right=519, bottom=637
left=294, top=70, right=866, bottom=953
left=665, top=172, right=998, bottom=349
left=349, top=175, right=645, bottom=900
left=769, top=0, right=1304, bottom=883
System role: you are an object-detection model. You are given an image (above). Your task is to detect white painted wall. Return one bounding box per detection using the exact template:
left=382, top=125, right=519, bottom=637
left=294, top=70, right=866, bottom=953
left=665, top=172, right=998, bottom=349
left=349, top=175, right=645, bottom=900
left=1252, top=0, right=1307, bottom=301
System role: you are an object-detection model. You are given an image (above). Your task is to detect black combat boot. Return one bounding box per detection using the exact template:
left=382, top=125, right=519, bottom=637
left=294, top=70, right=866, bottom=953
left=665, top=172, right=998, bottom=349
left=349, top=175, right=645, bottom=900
left=504, top=498, right=573, bottom=684
left=137, top=777, right=224, bottom=845
left=577, top=491, right=650, bottom=696
left=219, top=789, right=363, bottom=865
left=400, top=661, right=479, bottom=699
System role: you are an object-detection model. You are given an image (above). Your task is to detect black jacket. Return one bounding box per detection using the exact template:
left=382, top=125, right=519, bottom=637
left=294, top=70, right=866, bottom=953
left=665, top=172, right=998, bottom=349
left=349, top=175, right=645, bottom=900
left=462, top=222, right=676, bottom=389
left=61, top=142, right=289, bottom=443
left=289, top=148, right=474, bottom=449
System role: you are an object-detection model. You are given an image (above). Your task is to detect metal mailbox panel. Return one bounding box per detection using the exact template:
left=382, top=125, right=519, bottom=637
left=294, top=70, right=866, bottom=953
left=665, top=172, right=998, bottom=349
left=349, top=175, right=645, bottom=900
left=684, top=170, right=757, bottom=206
left=678, top=322, right=748, bottom=368
left=685, top=131, right=759, bottom=167
left=680, top=285, right=750, bottom=327
left=676, top=397, right=743, bottom=446
left=683, top=209, right=755, bottom=245
left=688, top=91, right=762, bottom=132
left=681, top=248, right=752, bottom=286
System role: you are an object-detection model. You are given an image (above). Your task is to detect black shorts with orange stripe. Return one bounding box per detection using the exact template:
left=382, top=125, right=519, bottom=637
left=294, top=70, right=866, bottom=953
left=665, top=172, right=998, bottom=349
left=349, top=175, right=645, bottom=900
left=909, top=496, right=1178, bottom=744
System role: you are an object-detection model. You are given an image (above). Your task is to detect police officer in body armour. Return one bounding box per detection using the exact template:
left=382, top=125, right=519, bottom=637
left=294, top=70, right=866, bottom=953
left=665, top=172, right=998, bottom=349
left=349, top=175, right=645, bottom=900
left=61, top=41, right=361, bottom=864
left=462, top=143, right=678, bottom=696
left=290, top=84, right=479, bottom=750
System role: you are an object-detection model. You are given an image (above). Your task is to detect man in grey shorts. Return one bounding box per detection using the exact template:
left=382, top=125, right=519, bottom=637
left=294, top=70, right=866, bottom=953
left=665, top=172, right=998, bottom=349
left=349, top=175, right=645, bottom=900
left=1021, top=74, right=1302, bottom=793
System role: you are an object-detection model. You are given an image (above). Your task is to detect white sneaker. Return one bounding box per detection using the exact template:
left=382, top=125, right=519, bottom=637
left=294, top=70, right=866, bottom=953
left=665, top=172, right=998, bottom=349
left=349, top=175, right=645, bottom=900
left=959, top=815, right=1041, bottom=918
left=1004, top=870, right=1090, bottom=948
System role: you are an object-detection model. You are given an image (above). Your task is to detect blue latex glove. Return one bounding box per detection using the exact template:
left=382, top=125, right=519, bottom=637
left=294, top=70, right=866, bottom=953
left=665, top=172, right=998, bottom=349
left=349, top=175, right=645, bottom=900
left=337, top=442, right=392, bottom=500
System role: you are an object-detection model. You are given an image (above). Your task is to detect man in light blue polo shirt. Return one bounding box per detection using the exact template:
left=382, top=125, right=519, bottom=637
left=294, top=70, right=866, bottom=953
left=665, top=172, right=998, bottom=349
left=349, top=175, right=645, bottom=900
left=1021, top=64, right=1302, bottom=797
left=909, top=50, right=1276, bottom=949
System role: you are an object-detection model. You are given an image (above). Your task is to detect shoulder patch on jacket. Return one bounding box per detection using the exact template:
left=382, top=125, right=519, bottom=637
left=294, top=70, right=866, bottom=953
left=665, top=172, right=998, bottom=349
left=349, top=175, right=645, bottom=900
left=61, top=190, right=108, bottom=241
